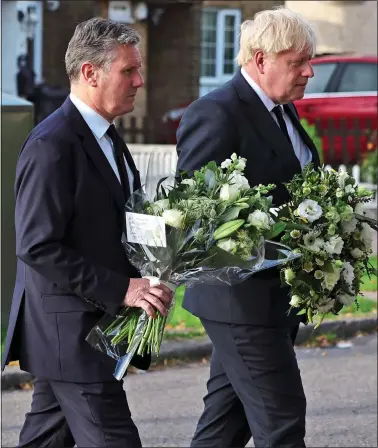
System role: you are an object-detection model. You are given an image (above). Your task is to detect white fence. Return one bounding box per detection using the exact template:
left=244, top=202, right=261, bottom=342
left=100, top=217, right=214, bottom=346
left=129, top=145, right=377, bottom=210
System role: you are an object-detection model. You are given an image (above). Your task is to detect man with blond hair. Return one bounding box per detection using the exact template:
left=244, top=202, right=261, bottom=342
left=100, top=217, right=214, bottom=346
left=177, top=7, right=320, bottom=448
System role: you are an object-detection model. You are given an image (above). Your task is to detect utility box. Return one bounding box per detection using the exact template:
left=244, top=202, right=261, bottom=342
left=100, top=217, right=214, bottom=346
left=1, top=92, right=34, bottom=329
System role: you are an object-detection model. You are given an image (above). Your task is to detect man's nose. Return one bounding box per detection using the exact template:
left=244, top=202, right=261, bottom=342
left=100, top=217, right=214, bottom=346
left=133, top=72, right=144, bottom=88
left=303, top=62, right=314, bottom=78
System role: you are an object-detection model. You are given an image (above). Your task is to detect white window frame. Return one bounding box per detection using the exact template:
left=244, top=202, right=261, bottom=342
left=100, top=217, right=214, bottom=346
left=200, top=8, right=241, bottom=96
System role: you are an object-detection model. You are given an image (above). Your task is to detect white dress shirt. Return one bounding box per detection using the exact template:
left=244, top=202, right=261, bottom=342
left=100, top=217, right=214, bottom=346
left=241, top=68, right=312, bottom=169
left=69, top=93, right=134, bottom=191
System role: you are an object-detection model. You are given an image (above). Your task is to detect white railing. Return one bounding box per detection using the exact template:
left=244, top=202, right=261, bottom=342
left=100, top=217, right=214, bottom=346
left=129, top=145, right=377, bottom=210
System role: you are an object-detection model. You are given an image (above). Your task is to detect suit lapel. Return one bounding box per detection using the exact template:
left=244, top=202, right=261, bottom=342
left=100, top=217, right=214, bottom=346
left=284, top=104, right=321, bottom=168
left=61, top=97, right=126, bottom=214
left=232, top=71, right=301, bottom=172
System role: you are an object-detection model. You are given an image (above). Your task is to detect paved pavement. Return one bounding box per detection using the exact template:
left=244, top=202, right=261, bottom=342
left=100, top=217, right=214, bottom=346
left=2, top=334, right=377, bottom=447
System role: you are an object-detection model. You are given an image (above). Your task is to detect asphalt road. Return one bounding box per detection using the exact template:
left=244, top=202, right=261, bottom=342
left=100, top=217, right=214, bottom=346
left=1, top=334, right=377, bottom=447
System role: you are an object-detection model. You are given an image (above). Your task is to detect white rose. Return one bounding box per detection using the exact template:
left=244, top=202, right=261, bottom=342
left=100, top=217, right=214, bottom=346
left=235, top=159, right=246, bottom=171
left=342, top=216, right=357, bottom=234
left=342, top=261, right=355, bottom=288
left=248, top=210, right=270, bottom=230
left=297, top=199, right=323, bottom=223
left=181, top=178, right=195, bottom=187
left=338, top=170, right=349, bottom=188
left=151, top=199, right=170, bottom=212
left=360, top=223, right=373, bottom=250
left=221, top=159, right=232, bottom=169
left=318, top=299, right=335, bottom=313
left=289, top=295, right=302, bottom=307
left=351, top=247, right=364, bottom=258
left=322, top=269, right=341, bottom=291
left=354, top=203, right=365, bottom=215
left=324, top=236, right=344, bottom=255
left=217, top=238, right=237, bottom=253
left=162, top=209, right=184, bottom=229
left=303, top=232, right=324, bottom=253
left=219, top=184, right=239, bottom=202
left=229, top=171, right=250, bottom=191
left=337, top=293, right=355, bottom=307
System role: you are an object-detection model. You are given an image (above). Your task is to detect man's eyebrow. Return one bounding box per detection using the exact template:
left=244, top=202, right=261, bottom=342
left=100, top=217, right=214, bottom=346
left=122, top=63, right=142, bottom=70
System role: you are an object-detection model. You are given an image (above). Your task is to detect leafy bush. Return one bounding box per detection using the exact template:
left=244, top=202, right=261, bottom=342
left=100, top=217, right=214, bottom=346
left=360, top=149, right=377, bottom=184
left=300, top=118, right=324, bottom=163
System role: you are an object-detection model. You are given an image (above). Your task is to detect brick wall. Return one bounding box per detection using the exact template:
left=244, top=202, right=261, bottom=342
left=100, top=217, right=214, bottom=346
left=43, top=1, right=103, bottom=88
left=203, top=1, right=285, bottom=21
left=146, top=2, right=202, bottom=120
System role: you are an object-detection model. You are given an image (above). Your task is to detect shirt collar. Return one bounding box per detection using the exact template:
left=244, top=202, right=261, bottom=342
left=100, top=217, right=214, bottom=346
left=240, top=67, right=280, bottom=113
left=69, top=93, right=112, bottom=140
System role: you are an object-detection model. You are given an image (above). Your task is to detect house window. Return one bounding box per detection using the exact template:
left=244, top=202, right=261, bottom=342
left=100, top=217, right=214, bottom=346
left=200, top=8, right=241, bottom=97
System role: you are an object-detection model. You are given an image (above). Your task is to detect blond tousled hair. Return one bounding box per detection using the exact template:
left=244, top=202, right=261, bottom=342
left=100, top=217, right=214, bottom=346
left=236, top=7, right=316, bottom=66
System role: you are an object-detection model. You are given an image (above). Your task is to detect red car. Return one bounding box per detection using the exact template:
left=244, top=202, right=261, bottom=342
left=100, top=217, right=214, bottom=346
left=160, top=55, right=377, bottom=165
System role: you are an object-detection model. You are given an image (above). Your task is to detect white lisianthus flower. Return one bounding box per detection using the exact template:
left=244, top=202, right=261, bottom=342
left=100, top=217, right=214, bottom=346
left=221, top=159, right=232, bottom=169
left=152, top=199, right=170, bottom=212
left=354, top=202, right=365, bottom=215
left=289, top=295, right=302, bottom=307
left=181, top=178, right=195, bottom=187
left=284, top=268, right=296, bottom=285
left=342, top=216, right=358, bottom=234
left=303, top=262, right=314, bottom=273
left=342, top=261, right=355, bottom=287
left=351, top=247, right=364, bottom=259
left=229, top=171, right=250, bottom=190
left=231, top=153, right=238, bottom=161
left=339, top=205, right=354, bottom=222
left=162, top=209, right=183, bottom=229
left=322, top=269, right=341, bottom=291
left=235, top=158, right=246, bottom=171
left=360, top=223, right=373, bottom=250
left=345, top=184, right=355, bottom=194
left=318, top=299, right=335, bottom=313
left=219, top=184, right=239, bottom=202
left=337, top=293, right=355, bottom=307
left=248, top=210, right=270, bottom=230
left=303, top=232, right=324, bottom=253
left=338, top=170, right=349, bottom=188
left=290, top=230, right=301, bottom=239
left=217, top=238, right=237, bottom=253
left=314, top=270, right=324, bottom=280
left=324, top=236, right=344, bottom=255
left=297, top=199, right=323, bottom=223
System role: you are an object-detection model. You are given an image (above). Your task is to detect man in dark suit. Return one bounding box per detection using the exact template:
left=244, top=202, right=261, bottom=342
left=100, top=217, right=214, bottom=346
left=2, top=18, right=172, bottom=448
left=176, top=7, right=320, bottom=448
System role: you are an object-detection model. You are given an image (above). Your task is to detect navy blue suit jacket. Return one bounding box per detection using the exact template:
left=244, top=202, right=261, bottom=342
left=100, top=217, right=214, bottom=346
left=177, top=70, right=320, bottom=326
left=2, top=97, right=150, bottom=382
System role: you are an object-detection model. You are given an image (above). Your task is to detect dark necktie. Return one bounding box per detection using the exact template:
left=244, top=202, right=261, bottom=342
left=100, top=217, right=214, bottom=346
left=107, top=124, right=131, bottom=200
left=272, top=105, right=292, bottom=146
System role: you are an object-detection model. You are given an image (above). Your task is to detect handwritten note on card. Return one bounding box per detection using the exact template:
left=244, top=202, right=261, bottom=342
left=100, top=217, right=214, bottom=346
left=126, top=212, right=167, bottom=247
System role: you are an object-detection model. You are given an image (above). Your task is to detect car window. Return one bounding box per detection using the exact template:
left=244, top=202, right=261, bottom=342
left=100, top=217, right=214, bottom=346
left=305, top=63, right=337, bottom=94
left=337, top=63, right=377, bottom=92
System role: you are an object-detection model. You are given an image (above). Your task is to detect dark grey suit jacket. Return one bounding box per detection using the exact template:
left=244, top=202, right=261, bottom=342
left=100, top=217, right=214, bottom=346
left=2, top=97, right=150, bottom=382
left=177, top=70, right=320, bottom=327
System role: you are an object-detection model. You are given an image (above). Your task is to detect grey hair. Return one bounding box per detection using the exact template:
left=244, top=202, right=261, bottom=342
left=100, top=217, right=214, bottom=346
left=237, top=7, right=316, bottom=66
left=65, top=17, right=141, bottom=82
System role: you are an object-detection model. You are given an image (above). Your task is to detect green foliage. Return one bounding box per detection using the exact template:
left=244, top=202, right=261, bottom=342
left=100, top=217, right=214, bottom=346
left=361, top=255, right=377, bottom=291
left=360, top=149, right=377, bottom=184
left=300, top=118, right=324, bottom=163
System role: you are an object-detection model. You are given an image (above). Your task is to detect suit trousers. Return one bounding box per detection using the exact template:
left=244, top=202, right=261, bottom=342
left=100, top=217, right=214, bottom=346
left=18, top=378, right=141, bottom=448
left=191, top=320, right=306, bottom=448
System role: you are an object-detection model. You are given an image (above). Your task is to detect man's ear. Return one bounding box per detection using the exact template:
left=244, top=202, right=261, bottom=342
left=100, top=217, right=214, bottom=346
left=81, top=62, right=98, bottom=87
left=254, top=50, right=265, bottom=75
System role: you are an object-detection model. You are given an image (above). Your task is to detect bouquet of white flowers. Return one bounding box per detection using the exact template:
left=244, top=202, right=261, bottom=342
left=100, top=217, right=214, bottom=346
left=273, top=164, right=377, bottom=326
left=86, top=154, right=298, bottom=379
